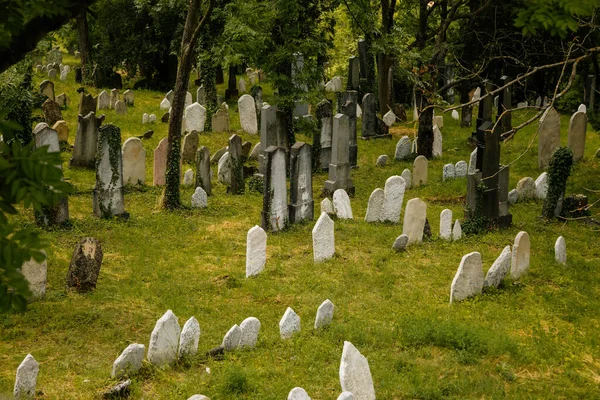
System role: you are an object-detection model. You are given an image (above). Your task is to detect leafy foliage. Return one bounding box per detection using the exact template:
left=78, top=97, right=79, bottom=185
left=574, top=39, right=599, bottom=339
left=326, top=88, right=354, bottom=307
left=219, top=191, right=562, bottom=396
left=0, top=58, right=35, bottom=145
left=515, top=0, right=599, bottom=37
left=543, top=147, right=574, bottom=219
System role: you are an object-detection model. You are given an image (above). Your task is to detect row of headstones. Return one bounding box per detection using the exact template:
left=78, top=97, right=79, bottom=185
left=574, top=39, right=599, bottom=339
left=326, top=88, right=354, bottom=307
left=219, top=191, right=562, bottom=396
left=98, top=88, right=134, bottom=113
left=39, top=80, right=69, bottom=107
left=159, top=91, right=231, bottom=133
left=36, top=62, right=71, bottom=81
left=394, top=129, right=443, bottom=161
left=450, top=232, right=567, bottom=303
left=538, top=106, right=588, bottom=170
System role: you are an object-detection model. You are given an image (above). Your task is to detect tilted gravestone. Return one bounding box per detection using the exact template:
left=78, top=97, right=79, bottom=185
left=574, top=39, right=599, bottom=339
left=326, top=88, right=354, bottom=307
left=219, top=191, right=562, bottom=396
left=279, top=307, right=300, bottom=339
left=153, top=138, right=168, bottom=186
left=333, top=189, right=353, bottom=219
left=196, top=85, right=205, bottom=105
left=324, top=114, right=355, bottom=197
left=395, top=136, right=411, bottom=160
left=181, top=131, right=199, bottom=164
left=262, top=146, right=288, bottom=232
left=42, top=99, right=63, bottom=126
left=112, top=343, right=145, bottom=379
left=94, top=124, right=125, bottom=218
left=484, top=245, right=511, bottom=288
left=450, top=252, right=484, bottom=303
left=123, top=89, right=134, bottom=107
left=185, top=102, right=206, bottom=132
left=568, top=111, right=588, bottom=161
left=362, top=93, right=377, bottom=138
left=537, top=107, right=561, bottom=170
left=317, top=99, right=333, bottom=170
left=289, top=142, right=314, bottom=224
left=339, top=341, right=376, bottom=400
left=148, top=310, right=180, bottom=367
left=40, top=80, right=54, bottom=100
left=222, top=324, right=242, bottom=350
left=228, top=134, right=245, bottom=194
left=66, top=237, right=103, bottom=291
left=179, top=317, right=200, bottom=359
left=246, top=225, right=267, bottom=278
left=71, top=112, right=105, bottom=168
left=194, top=146, right=211, bottom=196
left=78, top=93, right=97, bottom=116
left=122, top=137, right=146, bottom=186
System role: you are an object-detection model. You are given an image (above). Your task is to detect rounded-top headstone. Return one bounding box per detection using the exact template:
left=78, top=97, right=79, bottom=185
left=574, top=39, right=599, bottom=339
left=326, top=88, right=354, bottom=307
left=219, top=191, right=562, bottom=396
left=333, top=189, right=353, bottom=219
left=288, top=387, right=311, bottom=400
left=555, top=236, right=566, bottom=265
left=314, top=299, right=334, bottom=329
left=246, top=225, right=267, bottom=277
left=239, top=317, right=261, bottom=348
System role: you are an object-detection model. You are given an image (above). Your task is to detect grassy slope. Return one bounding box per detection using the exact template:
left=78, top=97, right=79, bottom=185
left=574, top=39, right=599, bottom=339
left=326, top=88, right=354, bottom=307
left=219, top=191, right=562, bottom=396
left=1, top=58, right=600, bottom=399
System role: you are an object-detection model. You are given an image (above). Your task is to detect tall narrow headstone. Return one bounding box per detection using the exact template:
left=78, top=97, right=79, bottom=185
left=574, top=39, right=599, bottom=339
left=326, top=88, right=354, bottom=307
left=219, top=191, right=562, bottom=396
left=197, top=85, right=205, bottom=105
left=246, top=225, right=267, bottom=277
left=178, top=317, right=200, bottom=358
left=94, top=124, right=125, bottom=218
left=497, top=75, right=512, bottom=133
left=362, top=93, right=376, bottom=138
left=402, top=198, right=427, bottom=244
left=382, top=176, right=406, bottom=223
left=195, top=146, right=211, bottom=196
left=439, top=209, right=452, bottom=240
left=584, top=74, right=596, bottom=112
left=339, top=341, right=376, bottom=400
left=225, top=65, right=239, bottom=100
left=122, top=137, right=146, bottom=186
left=109, top=89, right=119, bottom=109
left=341, top=91, right=358, bottom=166
left=262, top=146, right=288, bottom=231
left=238, top=94, right=258, bottom=135
left=71, top=112, right=105, bottom=168
left=289, top=142, right=314, bottom=224
left=228, top=134, right=245, bottom=194
left=153, top=138, right=168, bottom=186
left=123, top=89, right=134, bottom=107
left=181, top=131, right=199, bottom=163
left=555, top=236, right=566, bottom=265
left=324, top=114, right=355, bottom=196
left=567, top=111, right=588, bottom=161
left=347, top=56, right=360, bottom=90
left=317, top=100, right=333, bottom=170
left=258, top=104, right=277, bottom=175
left=510, top=231, right=530, bottom=279
left=313, top=212, right=334, bottom=262
left=537, top=107, right=561, bottom=170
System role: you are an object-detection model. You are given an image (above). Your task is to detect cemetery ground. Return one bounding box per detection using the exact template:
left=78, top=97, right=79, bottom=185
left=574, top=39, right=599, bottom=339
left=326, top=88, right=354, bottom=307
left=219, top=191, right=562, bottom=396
left=2, top=58, right=600, bottom=399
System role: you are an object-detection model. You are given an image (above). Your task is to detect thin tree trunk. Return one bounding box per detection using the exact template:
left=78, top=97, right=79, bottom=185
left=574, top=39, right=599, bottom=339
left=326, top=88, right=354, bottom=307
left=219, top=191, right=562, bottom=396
left=76, top=5, right=93, bottom=85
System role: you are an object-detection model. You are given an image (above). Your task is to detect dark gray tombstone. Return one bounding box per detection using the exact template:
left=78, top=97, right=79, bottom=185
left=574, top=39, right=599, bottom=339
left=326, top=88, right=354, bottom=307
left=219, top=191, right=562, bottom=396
left=261, top=146, right=288, bottom=232
left=66, top=238, right=103, bottom=292
left=361, top=93, right=376, bottom=138
left=78, top=93, right=97, bottom=116
left=71, top=112, right=105, bottom=168
left=225, top=66, right=239, bottom=100
left=585, top=74, right=596, bottom=112
left=316, top=100, right=333, bottom=170
left=181, top=131, right=199, bottom=164
left=341, top=91, right=358, bottom=167
left=93, top=124, right=125, bottom=218
left=497, top=76, right=512, bottom=134
left=42, top=99, right=63, bottom=126
left=470, top=80, right=493, bottom=145
left=228, top=134, right=244, bottom=194
left=346, top=56, right=360, bottom=91
left=289, top=142, right=314, bottom=224
left=258, top=104, right=277, bottom=175
left=195, top=146, right=211, bottom=196
left=323, top=114, right=355, bottom=197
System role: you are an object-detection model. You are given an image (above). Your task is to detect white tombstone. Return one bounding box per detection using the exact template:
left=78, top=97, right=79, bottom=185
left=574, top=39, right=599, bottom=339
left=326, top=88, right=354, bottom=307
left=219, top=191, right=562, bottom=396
left=535, top=172, right=548, bottom=199
left=13, top=354, right=39, bottom=400
left=442, top=163, right=455, bottom=181
left=538, top=107, right=561, bottom=170
left=339, top=341, right=376, bottom=400
left=246, top=225, right=267, bottom=278
left=402, top=198, right=427, bottom=244
left=432, top=125, right=442, bottom=157
left=455, top=160, right=468, bottom=178
left=147, top=310, right=180, bottom=367
left=288, top=387, right=311, bottom=400
left=364, top=188, right=384, bottom=223
left=578, top=104, right=586, bottom=113
left=111, top=343, right=145, bottom=379
left=555, top=236, right=566, bottom=265
left=337, top=392, right=354, bottom=400
left=178, top=317, right=200, bottom=358
left=510, top=231, right=530, bottom=279
left=483, top=245, right=511, bottom=289
left=468, top=149, right=478, bottom=174
left=239, top=78, right=247, bottom=93
left=185, top=102, right=207, bottom=132
left=401, top=168, right=412, bottom=189
left=320, top=198, right=334, bottom=216
left=451, top=110, right=459, bottom=120
left=333, top=189, right=353, bottom=219
left=238, top=94, right=258, bottom=135
left=98, top=91, right=110, bottom=110
left=191, top=187, right=208, bottom=208
left=239, top=317, right=261, bottom=348
left=160, top=98, right=171, bottom=110
left=222, top=324, right=242, bottom=351
left=185, top=91, right=193, bottom=107
left=142, top=113, right=149, bottom=124
left=450, top=252, right=484, bottom=303
left=433, top=115, right=443, bottom=128
left=314, top=299, right=334, bottom=329
left=313, top=212, right=335, bottom=262
left=183, top=169, right=194, bottom=186
left=452, top=220, right=462, bottom=241
left=114, top=100, right=127, bottom=114
left=122, top=137, right=146, bottom=186
left=279, top=307, right=301, bottom=339
left=472, top=87, right=481, bottom=101
left=217, top=152, right=231, bottom=184
left=383, top=110, right=396, bottom=127
left=439, top=209, right=452, bottom=240
left=568, top=111, right=588, bottom=161
left=60, top=69, right=68, bottom=81
left=149, top=114, right=156, bottom=123
left=516, top=177, right=536, bottom=202
left=394, top=136, right=411, bottom=160
left=382, top=176, right=406, bottom=223
left=20, top=253, right=47, bottom=302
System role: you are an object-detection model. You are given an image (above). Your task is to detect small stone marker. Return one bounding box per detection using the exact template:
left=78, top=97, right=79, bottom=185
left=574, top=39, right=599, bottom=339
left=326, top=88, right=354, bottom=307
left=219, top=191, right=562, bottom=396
left=395, top=136, right=412, bottom=160
left=314, top=299, right=334, bottom=329
left=122, top=137, right=146, bottom=186
left=148, top=310, right=181, bottom=367
left=279, top=307, right=301, bottom=339
left=452, top=220, right=462, bottom=241
left=188, top=396, right=210, bottom=400
left=508, top=189, right=518, bottom=205
left=238, top=94, right=258, bottom=134
left=183, top=169, right=194, bottom=186
left=339, top=341, right=376, bottom=400
left=538, top=107, right=561, bottom=170
left=439, top=209, right=452, bottom=240
left=450, top=252, right=484, bottom=303
left=375, top=155, right=387, bottom=167
left=432, top=125, right=442, bottom=158
left=510, top=231, right=530, bottom=279
left=246, top=225, right=267, bottom=277
left=191, top=187, right=208, bottom=208
left=20, top=253, right=47, bottom=302
left=392, top=234, right=409, bottom=252
left=13, top=354, right=39, bottom=400
left=313, top=212, right=335, bottom=262
left=98, top=91, right=109, bottom=109
left=516, top=177, right=536, bottom=201
left=148, top=114, right=157, bottom=123
left=468, top=148, right=478, bottom=174
left=455, top=160, right=467, bottom=178
left=239, top=317, right=261, bottom=348
left=451, top=110, right=459, bottom=120
left=123, top=90, right=134, bottom=107
left=153, top=138, right=168, bottom=186
left=535, top=172, right=548, bottom=199
left=222, top=324, right=242, bottom=350
left=568, top=111, right=588, bottom=161
left=185, top=103, right=206, bottom=132
left=66, top=238, right=103, bottom=291
left=195, top=146, right=211, bottom=196
left=401, top=168, right=412, bottom=188
left=160, top=98, right=171, bottom=110
left=182, top=131, right=199, bottom=163
left=114, top=100, right=127, bottom=114
left=483, top=245, right=511, bottom=288
left=555, top=236, right=566, bottom=265
left=179, top=317, right=201, bottom=358
left=442, top=163, right=455, bottom=181
left=142, top=113, right=149, bottom=124
left=111, top=344, right=145, bottom=379
left=365, top=188, right=384, bottom=223
left=382, top=176, right=406, bottom=223
left=402, top=198, right=427, bottom=244
left=383, top=110, right=396, bottom=127
left=433, top=115, right=443, bottom=128
left=412, top=156, right=428, bottom=187
left=333, top=189, right=353, bottom=219
left=110, top=89, right=119, bottom=109
left=288, top=387, right=311, bottom=400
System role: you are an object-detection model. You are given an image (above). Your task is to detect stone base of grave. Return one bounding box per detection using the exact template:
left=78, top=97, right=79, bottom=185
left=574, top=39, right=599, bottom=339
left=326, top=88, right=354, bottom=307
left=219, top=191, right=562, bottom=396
left=289, top=201, right=314, bottom=224
left=225, top=89, right=239, bottom=100
left=93, top=188, right=125, bottom=218
left=350, top=145, right=357, bottom=167
left=322, top=181, right=355, bottom=198
left=360, top=133, right=392, bottom=140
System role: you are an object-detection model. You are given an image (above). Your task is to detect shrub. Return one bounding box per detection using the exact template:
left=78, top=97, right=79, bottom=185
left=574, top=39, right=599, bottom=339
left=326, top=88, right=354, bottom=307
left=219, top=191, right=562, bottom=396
left=542, top=147, right=573, bottom=219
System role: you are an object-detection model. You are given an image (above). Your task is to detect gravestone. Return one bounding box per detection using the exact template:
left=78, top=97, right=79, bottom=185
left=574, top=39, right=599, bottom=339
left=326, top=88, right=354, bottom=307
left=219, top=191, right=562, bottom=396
left=148, top=310, right=180, bottom=367
left=288, top=388, right=311, bottom=400
left=218, top=152, right=231, bottom=185
left=392, top=234, right=409, bottom=252
left=365, top=188, right=384, bottom=222
left=239, top=317, right=261, bottom=348
left=110, top=89, right=119, bottom=109
left=376, top=155, right=387, bottom=166
left=535, top=172, right=548, bottom=199
left=98, top=91, right=110, bottom=110
left=333, top=189, right=353, bottom=219
left=183, top=169, right=194, bottom=186
left=442, top=164, right=455, bottom=181
left=185, top=103, right=206, bottom=132
left=258, top=104, right=277, bottom=175
left=181, top=131, right=199, bottom=163
left=455, top=161, right=467, bottom=178
left=584, top=74, right=596, bottom=111
left=516, top=177, right=536, bottom=201
left=450, top=252, right=484, bottom=303
left=153, top=138, right=168, bottom=186
left=246, top=225, right=267, bottom=277
left=66, top=237, right=103, bottom=291
left=71, top=112, right=105, bottom=168
left=555, top=236, right=566, bottom=265
left=510, top=231, right=530, bottom=279
left=142, top=113, right=149, bottom=124
left=383, top=111, right=396, bottom=127
left=324, top=114, right=355, bottom=196
left=452, top=110, right=459, bottom=120
left=262, top=146, right=288, bottom=231
left=94, top=124, right=125, bottom=218
left=111, top=343, right=145, bottom=379
left=249, top=143, right=261, bottom=160
left=568, top=111, right=588, bottom=161
left=195, top=146, right=211, bottom=195
left=178, top=317, right=200, bottom=358
left=432, top=125, right=442, bottom=157
left=239, top=78, right=247, bottom=93
left=313, top=212, right=335, bottom=262
left=227, top=134, right=245, bottom=194
left=483, top=245, right=511, bottom=288
left=439, top=209, right=452, bottom=240
left=382, top=176, right=406, bottom=223
left=401, top=169, right=412, bottom=188
left=497, top=76, right=512, bottom=133
left=166, top=90, right=174, bottom=103
left=279, top=307, right=301, bottom=339
left=42, top=99, right=63, bottom=126
left=452, top=220, right=462, bottom=241
left=317, top=100, right=334, bottom=170
left=160, top=98, right=171, bottom=110
left=315, top=299, right=334, bottom=329
left=185, top=91, right=193, bottom=107
left=341, top=91, right=358, bottom=166
left=122, top=137, right=146, bottom=186
left=197, top=85, right=205, bottom=105
left=347, top=56, right=360, bottom=90
left=412, top=156, right=428, bottom=187
left=578, top=104, right=586, bottom=113
left=212, top=103, right=230, bottom=132
left=20, top=253, right=47, bottom=302
left=56, top=93, right=69, bottom=108
left=40, top=80, right=54, bottom=100
left=238, top=94, right=258, bottom=134
left=13, top=354, right=39, bottom=400
left=537, top=107, right=561, bottom=170
left=339, top=341, right=376, bottom=400
left=191, top=187, right=207, bottom=208
left=433, top=115, right=443, bottom=128
left=123, top=90, right=134, bottom=107
left=468, top=149, right=477, bottom=174
left=361, top=93, right=376, bottom=138
left=289, top=142, right=314, bottom=223
left=78, top=93, right=97, bottom=116
left=225, top=65, right=239, bottom=100
left=114, top=100, right=127, bottom=115
left=320, top=198, right=334, bottom=215
left=149, top=113, right=156, bottom=123
left=402, top=198, right=427, bottom=244
left=48, top=68, right=57, bottom=79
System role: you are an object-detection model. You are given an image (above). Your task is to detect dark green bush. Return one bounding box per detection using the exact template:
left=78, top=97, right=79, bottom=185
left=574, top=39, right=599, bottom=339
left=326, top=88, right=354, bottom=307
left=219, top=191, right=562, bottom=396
left=543, top=147, right=573, bottom=219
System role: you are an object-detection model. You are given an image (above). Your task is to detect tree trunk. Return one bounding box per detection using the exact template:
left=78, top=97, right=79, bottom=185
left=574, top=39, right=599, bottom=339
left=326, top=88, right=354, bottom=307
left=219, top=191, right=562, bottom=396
left=76, top=5, right=93, bottom=85
left=377, top=55, right=393, bottom=113
left=201, top=62, right=217, bottom=131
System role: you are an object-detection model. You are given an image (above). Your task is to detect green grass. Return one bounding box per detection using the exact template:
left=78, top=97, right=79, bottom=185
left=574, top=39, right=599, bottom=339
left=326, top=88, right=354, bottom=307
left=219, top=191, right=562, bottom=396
left=1, top=60, right=600, bottom=399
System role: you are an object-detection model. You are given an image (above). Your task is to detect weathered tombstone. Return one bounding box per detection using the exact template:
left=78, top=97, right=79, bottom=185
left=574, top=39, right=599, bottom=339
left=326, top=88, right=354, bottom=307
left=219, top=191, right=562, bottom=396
left=114, top=100, right=127, bottom=114
left=555, top=236, right=566, bottom=265
left=432, top=125, right=442, bottom=158
left=185, top=102, right=206, bottom=132
left=149, top=113, right=156, bottom=123
left=361, top=93, right=376, bottom=138
left=450, top=252, right=484, bottom=303
left=321, top=198, right=334, bottom=215
left=439, top=209, right=452, bottom=240
left=98, top=90, right=110, bottom=110
left=568, top=111, right=588, bottom=161
left=212, top=103, right=230, bottom=132
left=535, top=172, right=548, bottom=199
left=225, top=65, right=239, bottom=100
left=497, top=75, right=512, bottom=133
left=402, top=198, right=427, bottom=244
left=383, top=110, right=396, bottom=127
left=279, top=307, right=301, bottom=339
left=78, top=93, right=97, bottom=116
left=452, top=219, right=462, bottom=241
left=313, top=212, right=335, bottom=262
left=42, top=99, right=63, bottom=126
left=510, top=231, right=530, bottom=279
left=71, top=112, right=105, bottom=168
left=412, top=156, right=428, bottom=187
left=333, top=189, right=353, bottom=219
left=109, top=89, right=119, bottom=109
left=288, top=387, right=311, bottom=400
left=289, top=142, right=314, bottom=223
left=238, top=94, right=258, bottom=134
left=20, top=252, right=47, bottom=302
left=66, top=237, right=103, bottom=291
left=347, top=56, right=360, bottom=90
left=191, top=187, right=207, bottom=208
left=239, top=317, right=261, bottom=348
left=401, top=168, right=412, bottom=188
left=483, top=245, right=511, bottom=288
left=56, top=93, right=69, bottom=108
left=451, top=110, right=459, bottom=120
left=218, top=152, right=231, bottom=184
left=442, top=163, right=455, bottom=181
left=123, top=89, right=134, bottom=107
left=365, top=188, right=384, bottom=222
left=537, top=107, right=561, bottom=170
left=468, top=148, right=477, bottom=174
left=262, top=146, right=288, bottom=231
left=48, top=68, right=57, bottom=79
left=178, top=317, right=200, bottom=359
left=185, top=91, right=193, bottom=107
left=324, top=114, right=355, bottom=196
left=433, top=115, right=443, bottom=128
left=382, top=176, right=406, bottom=223
left=142, top=113, right=149, bottom=124
left=196, top=85, right=205, bottom=105
left=40, top=80, right=54, bottom=100
left=13, top=354, right=39, bottom=400
left=516, top=177, right=536, bottom=201
left=94, top=124, right=125, bottom=218
left=160, top=98, right=171, bottom=110
left=375, top=155, right=387, bottom=167
left=317, top=100, right=334, bottom=170
left=239, top=78, right=247, bottom=93
left=246, top=225, right=267, bottom=277
left=195, top=146, right=211, bottom=196
left=148, top=310, right=180, bottom=367
left=341, top=91, right=358, bottom=166
left=257, top=104, right=277, bottom=175
left=181, top=131, right=199, bottom=163
left=153, top=138, right=168, bottom=186
left=455, top=160, right=467, bottom=178
left=339, top=341, right=376, bottom=400
left=122, top=138, right=146, bottom=186
left=111, top=343, right=145, bottom=379
left=227, top=134, right=245, bottom=194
